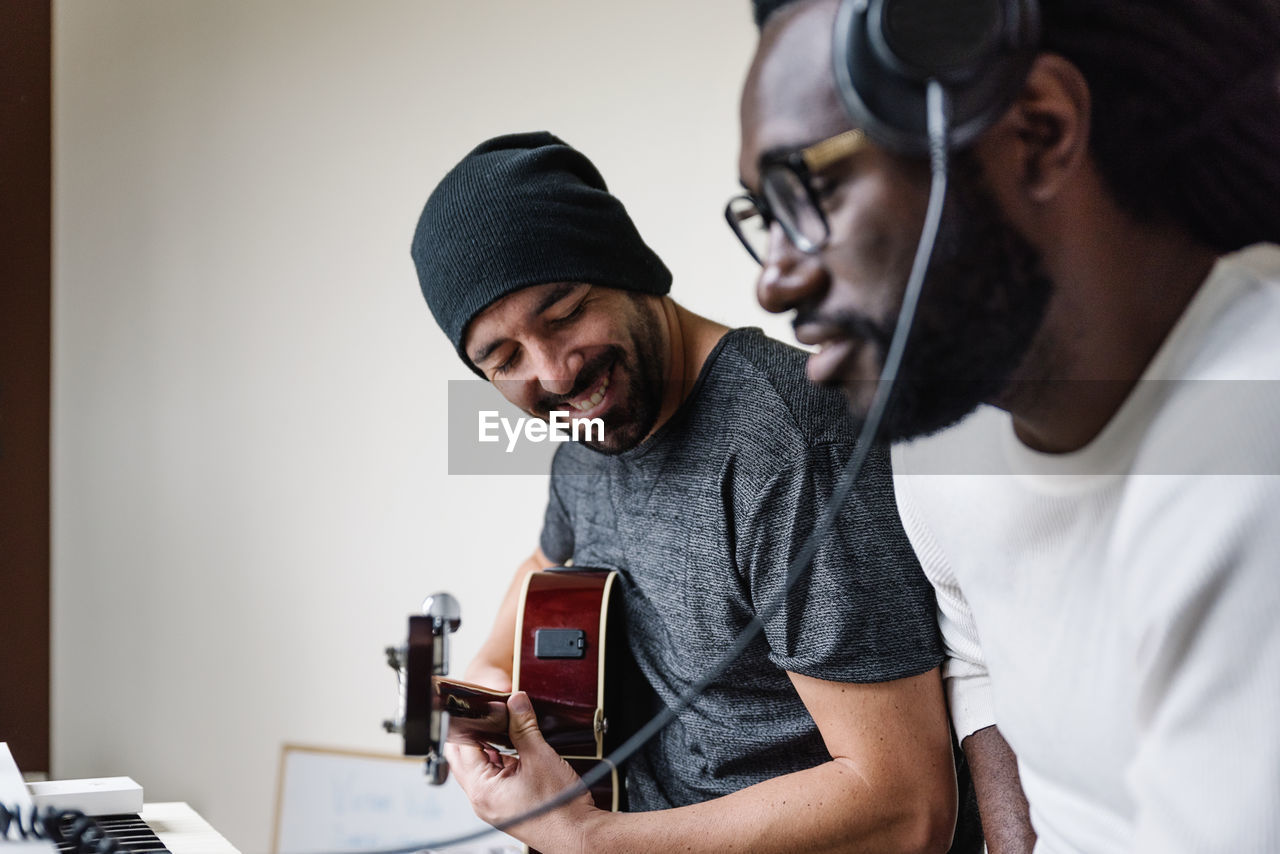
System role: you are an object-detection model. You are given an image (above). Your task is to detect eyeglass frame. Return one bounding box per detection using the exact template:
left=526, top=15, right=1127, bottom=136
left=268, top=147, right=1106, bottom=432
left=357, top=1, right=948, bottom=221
left=725, top=128, right=869, bottom=265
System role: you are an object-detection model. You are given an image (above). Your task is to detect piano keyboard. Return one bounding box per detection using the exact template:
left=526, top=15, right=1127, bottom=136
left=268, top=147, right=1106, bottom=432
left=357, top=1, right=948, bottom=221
left=49, top=803, right=239, bottom=854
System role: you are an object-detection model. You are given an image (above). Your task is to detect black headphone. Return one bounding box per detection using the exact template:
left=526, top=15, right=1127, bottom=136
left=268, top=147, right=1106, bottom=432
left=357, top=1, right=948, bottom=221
left=833, top=0, right=1041, bottom=154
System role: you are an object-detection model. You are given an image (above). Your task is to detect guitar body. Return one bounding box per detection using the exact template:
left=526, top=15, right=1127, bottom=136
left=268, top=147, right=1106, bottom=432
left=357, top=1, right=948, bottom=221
left=516, top=568, right=632, bottom=854
left=514, top=568, right=627, bottom=762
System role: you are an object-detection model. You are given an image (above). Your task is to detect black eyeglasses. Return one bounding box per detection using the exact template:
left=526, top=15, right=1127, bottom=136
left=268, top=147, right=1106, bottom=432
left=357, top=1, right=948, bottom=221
left=725, top=128, right=868, bottom=265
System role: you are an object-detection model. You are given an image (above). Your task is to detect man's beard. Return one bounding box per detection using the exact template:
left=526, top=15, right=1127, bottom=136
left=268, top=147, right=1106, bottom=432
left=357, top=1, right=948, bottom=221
left=834, top=151, right=1054, bottom=442
left=534, top=297, right=667, bottom=455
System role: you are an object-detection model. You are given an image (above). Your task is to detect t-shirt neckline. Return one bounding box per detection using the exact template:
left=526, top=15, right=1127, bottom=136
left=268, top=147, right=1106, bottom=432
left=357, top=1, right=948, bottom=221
left=613, top=327, right=760, bottom=462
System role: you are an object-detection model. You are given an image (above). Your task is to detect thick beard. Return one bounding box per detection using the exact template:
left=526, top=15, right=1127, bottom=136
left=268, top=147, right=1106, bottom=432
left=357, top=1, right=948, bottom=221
left=534, top=296, right=667, bottom=455
left=844, top=151, right=1055, bottom=442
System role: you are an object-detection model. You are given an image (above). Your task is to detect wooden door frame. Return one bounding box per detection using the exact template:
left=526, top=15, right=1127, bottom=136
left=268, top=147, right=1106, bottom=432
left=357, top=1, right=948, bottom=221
left=0, top=0, right=52, bottom=775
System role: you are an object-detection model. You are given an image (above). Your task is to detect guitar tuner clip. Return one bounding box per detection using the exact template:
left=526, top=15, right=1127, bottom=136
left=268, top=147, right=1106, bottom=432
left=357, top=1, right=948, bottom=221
left=383, top=590, right=463, bottom=784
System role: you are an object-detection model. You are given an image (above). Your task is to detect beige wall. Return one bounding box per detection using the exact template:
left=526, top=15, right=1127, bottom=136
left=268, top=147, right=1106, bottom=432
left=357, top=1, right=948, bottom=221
left=53, top=1, right=779, bottom=850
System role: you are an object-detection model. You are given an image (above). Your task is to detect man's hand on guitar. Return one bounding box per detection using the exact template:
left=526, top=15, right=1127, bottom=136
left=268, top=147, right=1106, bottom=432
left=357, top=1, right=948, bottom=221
left=447, top=690, right=597, bottom=853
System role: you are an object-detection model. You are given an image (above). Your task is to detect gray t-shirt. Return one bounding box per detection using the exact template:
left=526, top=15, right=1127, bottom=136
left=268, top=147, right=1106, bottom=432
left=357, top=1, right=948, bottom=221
left=540, top=328, right=961, bottom=820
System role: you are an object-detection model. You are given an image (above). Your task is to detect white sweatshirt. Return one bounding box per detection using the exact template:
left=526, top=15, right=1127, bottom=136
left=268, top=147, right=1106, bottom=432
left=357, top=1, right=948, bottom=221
left=893, top=244, right=1280, bottom=853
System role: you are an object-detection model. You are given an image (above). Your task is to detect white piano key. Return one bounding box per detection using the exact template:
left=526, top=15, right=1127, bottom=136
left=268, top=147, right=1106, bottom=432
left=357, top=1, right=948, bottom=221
left=140, top=803, right=240, bottom=854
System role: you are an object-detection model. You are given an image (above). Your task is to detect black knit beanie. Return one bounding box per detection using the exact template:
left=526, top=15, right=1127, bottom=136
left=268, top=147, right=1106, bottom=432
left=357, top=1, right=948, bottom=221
left=411, top=131, right=672, bottom=375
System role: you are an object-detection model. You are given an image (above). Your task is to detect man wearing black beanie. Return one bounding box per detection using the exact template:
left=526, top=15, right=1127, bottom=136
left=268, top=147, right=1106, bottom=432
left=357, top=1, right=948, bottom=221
left=411, top=131, right=964, bottom=853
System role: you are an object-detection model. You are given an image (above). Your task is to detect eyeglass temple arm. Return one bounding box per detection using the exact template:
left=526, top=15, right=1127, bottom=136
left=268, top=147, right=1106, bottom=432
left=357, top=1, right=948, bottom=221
left=801, top=128, right=868, bottom=172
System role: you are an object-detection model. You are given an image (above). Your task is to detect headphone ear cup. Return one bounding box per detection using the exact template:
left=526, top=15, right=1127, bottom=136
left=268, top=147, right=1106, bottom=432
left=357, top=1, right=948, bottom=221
left=834, top=0, right=1040, bottom=154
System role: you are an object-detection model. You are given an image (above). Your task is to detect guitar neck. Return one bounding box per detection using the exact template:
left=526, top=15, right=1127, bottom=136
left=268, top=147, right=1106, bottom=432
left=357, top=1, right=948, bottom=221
left=433, top=677, right=514, bottom=748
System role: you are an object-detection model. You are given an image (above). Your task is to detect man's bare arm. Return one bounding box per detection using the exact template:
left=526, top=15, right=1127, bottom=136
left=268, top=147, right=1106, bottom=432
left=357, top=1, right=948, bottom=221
left=452, top=667, right=959, bottom=854
left=962, top=725, right=1035, bottom=854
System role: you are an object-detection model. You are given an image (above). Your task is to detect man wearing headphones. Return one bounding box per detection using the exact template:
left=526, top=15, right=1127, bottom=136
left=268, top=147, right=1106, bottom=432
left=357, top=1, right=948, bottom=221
left=736, top=0, right=1280, bottom=851
left=413, top=131, right=981, bottom=853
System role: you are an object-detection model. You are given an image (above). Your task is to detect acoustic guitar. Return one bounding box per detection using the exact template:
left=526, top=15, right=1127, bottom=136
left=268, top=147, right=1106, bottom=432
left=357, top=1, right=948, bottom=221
left=384, top=568, right=647, bottom=820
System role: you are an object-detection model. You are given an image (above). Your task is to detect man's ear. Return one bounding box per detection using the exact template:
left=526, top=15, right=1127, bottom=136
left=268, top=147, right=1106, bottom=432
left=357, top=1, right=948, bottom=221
left=983, top=53, right=1092, bottom=205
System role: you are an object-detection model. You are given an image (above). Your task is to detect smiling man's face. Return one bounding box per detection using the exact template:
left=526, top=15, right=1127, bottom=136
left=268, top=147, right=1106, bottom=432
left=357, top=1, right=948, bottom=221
left=738, top=0, right=1055, bottom=440
left=463, top=281, right=668, bottom=454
